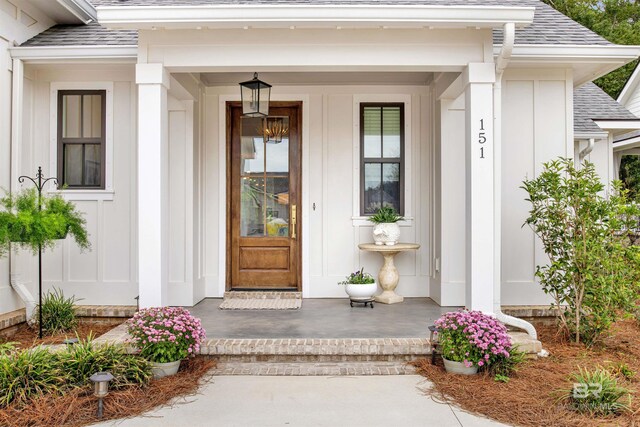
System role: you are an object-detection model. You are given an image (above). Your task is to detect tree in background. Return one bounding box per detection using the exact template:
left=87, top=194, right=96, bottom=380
left=543, top=0, right=640, bottom=199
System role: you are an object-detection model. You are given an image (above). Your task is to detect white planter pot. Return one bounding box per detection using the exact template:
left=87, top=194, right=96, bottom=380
left=442, top=358, right=479, bottom=375
left=344, top=282, right=378, bottom=300
left=372, top=223, right=401, bottom=246
left=150, top=360, right=181, bottom=379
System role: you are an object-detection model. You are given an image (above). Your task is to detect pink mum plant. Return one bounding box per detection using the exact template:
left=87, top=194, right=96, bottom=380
left=434, top=310, right=512, bottom=368
left=126, top=307, right=206, bottom=363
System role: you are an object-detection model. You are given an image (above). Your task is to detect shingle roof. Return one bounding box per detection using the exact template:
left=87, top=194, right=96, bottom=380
left=21, top=22, right=137, bottom=46
left=21, top=0, right=612, bottom=47
left=574, top=82, right=638, bottom=134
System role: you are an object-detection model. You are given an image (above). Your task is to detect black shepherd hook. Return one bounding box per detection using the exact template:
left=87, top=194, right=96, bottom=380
left=17, top=166, right=58, bottom=339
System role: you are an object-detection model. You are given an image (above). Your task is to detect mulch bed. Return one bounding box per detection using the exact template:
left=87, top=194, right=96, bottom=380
left=0, top=356, right=216, bottom=427
left=1, top=321, right=121, bottom=349
left=412, top=319, right=640, bottom=427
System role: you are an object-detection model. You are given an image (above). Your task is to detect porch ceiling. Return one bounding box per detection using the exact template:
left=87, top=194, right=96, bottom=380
left=199, top=71, right=434, bottom=86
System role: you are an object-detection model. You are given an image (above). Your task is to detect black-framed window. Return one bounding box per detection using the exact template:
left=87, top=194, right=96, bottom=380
left=57, top=90, right=106, bottom=189
left=360, top=103, right=404, bottom=216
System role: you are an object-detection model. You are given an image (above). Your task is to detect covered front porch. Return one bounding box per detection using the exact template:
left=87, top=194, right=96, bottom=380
left=190, top=297, right=455, bottom=339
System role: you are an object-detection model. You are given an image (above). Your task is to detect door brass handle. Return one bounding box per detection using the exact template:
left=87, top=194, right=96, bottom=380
left=291, top=204, right=297, bottom=239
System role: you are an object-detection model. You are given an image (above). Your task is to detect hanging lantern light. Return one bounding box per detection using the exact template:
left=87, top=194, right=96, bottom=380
left=239, top=72, right=271, bottom=117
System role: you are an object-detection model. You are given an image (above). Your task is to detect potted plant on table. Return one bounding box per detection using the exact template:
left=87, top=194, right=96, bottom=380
left=368, top=206, right=403, bottom=246
left=434, top=310, right=512, bottom=375
left=339, top=268, right=378, bottom=306
left=127, top=307, right=206, bottom=379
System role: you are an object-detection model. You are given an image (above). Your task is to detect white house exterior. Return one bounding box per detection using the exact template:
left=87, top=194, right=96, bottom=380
left=1, top=0, right=640, bottom=321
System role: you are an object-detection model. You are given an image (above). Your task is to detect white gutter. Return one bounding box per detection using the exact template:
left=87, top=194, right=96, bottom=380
left=494, top=44, right=640, bottom=62
left=578, top=138, right=596, bottom=161
left=493, top=22, right=538, bottom=341
left=97, top=4, right=535, bottom=29
left=9, top=45, right=138, bottom=62
left=58, top=0, right=97, bottom=24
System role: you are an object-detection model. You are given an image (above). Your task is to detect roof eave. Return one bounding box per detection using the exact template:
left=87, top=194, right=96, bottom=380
left=617, top=61, right=640, bottom=105
left=96, top=4, right=535, bottom=30
left=9, top=45, right=138, bottom=63
left=495, top=44, right=640, bottom=86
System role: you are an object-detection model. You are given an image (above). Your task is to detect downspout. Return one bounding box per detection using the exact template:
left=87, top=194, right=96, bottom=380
left=493, top=23, right=538, bottom=340
left=578, top=138, right=595, bottom=162
left=9, top=58, right=37, bottom=322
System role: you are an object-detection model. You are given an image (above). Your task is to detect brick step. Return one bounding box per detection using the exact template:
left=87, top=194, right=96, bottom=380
left=202, top=338, right=432, bottom=363
left=212, top=361, right=417, bottom=376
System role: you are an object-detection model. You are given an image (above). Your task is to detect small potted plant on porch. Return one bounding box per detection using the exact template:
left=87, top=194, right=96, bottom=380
left=434, top=310, right=512, bottom=375
left=339, top=268, right=378, bottom=307
left=126, top=307, right=206, bottom=379
left=368, top=206, right=403, bottom=246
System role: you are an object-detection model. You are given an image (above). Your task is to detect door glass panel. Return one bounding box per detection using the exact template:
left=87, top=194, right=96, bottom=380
left=240, top=115, right=290, bottom=237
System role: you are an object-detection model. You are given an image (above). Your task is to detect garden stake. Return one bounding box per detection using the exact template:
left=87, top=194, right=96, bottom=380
left=18, top=167, right=58, bottom=339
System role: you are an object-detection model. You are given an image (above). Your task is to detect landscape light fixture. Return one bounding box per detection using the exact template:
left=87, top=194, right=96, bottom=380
left=90, top=372, right=114, bottom=419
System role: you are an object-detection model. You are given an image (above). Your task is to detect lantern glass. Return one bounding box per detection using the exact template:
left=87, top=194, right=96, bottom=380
left=90, top=372, right=113, bottom=398
left=240, top=73, right=271, bottom=117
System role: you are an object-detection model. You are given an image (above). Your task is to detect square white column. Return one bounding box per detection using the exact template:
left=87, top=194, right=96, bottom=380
left=463, top=63, right=496, bottom=313
left=136, top=63, right=170, bottom=308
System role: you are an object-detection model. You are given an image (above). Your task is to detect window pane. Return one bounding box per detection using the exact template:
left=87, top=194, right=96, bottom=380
left=363, top=107, right=381, bottom=158
left=84, top=144, right=101, bottom=186
left=364, top=163, right=382, bottom=214
left=383, top=163, right=401, bottom=213
left=62, top=95, right=82, bottom=138
left=82, top=95, right=102, bottom=138
left=64, top=144, right=83, bottom=186
left=383, top=107, right=401, bottom=158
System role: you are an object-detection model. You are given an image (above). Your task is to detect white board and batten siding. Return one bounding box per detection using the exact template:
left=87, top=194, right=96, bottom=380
left=5, top=67, right=574, bottom=310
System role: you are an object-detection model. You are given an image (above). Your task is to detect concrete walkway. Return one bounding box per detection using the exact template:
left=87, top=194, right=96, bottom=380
left=94, top=375, right=509, bottom=427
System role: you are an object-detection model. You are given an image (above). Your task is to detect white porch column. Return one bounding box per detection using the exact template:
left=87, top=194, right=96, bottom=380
left=136, top=63, right=170, bottom=308
left=463, top=63, right=496, bottom=313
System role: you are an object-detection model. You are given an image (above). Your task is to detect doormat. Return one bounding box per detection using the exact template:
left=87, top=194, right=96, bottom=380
left=219, top=291, right=302, bottom=310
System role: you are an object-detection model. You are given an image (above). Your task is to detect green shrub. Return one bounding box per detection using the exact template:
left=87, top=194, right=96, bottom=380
left=0, top=339, right=152, bottom=408
left=560, top=366, right=632, bottom=416
left=33, top=287, right=78, bottom=335
left=58, top=338, right=152, bottom=388
left=523, top=158, right=640, bottom=344
left=0, top=341, right=17, bottom=356
left=607, top=362, right=636, bottom=381
left=0, top=347, right=67, bottom=407
left=488, top=346, right=528, bottom=378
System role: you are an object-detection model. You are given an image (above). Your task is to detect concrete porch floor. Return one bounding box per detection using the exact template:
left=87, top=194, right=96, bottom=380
left=189, top=297, right=458, bottom=339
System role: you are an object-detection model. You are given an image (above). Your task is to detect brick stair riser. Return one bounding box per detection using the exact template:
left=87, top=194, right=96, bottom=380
left=214, top=354, right=428, bottom=363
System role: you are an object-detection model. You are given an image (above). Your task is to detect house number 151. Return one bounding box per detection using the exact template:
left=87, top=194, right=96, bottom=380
left=479, top=119, right=486, bottom=159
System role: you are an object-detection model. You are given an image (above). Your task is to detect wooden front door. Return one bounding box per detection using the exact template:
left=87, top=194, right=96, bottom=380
left=227, top=102, right=302, bottom=290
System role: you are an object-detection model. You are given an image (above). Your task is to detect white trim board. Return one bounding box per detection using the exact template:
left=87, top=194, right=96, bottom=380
left=217, top=94, right=311, bottom=298
left=98, top=5, right=535, bottom=30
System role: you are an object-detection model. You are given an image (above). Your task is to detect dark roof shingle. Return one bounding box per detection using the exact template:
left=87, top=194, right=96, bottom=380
left=21, top=0, right=612, bottom=47
left=21, top=22, right=137, bottom=46
left=574, top=82, right=638, bottom=134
